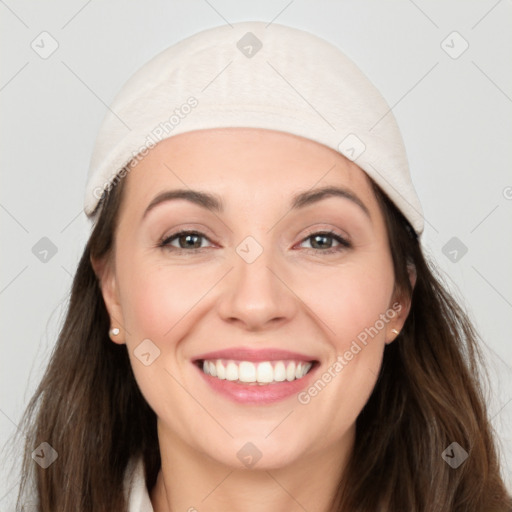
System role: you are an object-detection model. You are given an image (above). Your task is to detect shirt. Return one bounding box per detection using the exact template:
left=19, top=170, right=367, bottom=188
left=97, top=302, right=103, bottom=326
left=123, top=457, right=155, bottom=512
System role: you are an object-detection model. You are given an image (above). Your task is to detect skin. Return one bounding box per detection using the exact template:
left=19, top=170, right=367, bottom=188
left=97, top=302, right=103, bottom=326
left=92, top=127, right=412, bottom=512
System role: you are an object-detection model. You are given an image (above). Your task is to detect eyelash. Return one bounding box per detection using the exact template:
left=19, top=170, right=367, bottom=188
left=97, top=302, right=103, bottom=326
left=158, top=230, right=351, bottom=255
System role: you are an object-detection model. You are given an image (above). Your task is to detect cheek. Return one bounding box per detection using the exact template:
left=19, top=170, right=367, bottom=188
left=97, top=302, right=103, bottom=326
left=300, top=257, right=395, bottom=347
left=119, top=259, right=211, bottom=341
left=116, top=257, right=214, bottom=419
left=294, top=256, right=395, bottom=432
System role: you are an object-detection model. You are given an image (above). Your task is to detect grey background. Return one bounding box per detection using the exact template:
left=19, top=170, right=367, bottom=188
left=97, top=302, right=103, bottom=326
left=1, top=0, right=511, bottom=507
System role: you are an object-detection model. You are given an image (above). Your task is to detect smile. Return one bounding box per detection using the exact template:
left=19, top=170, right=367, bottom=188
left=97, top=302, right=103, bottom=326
left=193, top=347, right=319, bottom=404
left=200, top=359, right=313, bottom=385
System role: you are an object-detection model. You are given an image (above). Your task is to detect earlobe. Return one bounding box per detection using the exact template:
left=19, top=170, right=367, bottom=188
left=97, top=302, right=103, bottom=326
left=108, top=326, right=124, bottom=344
left=386, top=324, right=404, bottom=345
left=90, top=254, right=126, bottom=345
left=386, top=320, right=404, bottom=345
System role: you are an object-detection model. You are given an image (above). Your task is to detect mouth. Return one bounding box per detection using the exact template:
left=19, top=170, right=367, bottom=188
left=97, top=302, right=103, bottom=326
left=195, top=358, right=316, bottom=385
left=192, top=347, right=319, bottom=404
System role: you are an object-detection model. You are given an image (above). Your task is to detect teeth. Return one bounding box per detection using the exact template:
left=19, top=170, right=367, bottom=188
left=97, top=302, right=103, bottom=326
left=216, top=360, right=225, bottom=379
left=239, top=362, right=256, bottom=383
left=200, top=359, right=313, bottom=384
left=274, top=361, right=286, bottom=382
left=286, top=361, right=296, bottom=381
left=226, top=362, right=238, bottom=381
left=256, top=362, right=274, bottom=383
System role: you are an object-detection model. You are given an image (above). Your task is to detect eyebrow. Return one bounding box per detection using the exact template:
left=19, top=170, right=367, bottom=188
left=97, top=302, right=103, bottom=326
left=291, top=186, right=371, bottom=218
left=142, top=185, right=371, bottom=220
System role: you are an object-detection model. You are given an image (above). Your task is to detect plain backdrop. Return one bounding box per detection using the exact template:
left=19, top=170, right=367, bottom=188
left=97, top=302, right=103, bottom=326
left=1, top=0, right=511, bottom=507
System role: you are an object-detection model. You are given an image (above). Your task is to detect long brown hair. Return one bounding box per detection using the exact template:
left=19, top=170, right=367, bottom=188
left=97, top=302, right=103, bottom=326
left=15, top=170, right=511, bottom=511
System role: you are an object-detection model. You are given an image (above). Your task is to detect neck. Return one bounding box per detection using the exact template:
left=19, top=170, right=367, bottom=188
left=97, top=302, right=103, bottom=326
left=150, top=422, right=354, bottom=512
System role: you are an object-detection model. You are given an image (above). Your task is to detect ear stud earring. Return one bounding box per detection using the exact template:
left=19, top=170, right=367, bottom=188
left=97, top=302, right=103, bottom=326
left=391, top=329, right=400, bottom=336
left=110, top=327, right=120, bottom=336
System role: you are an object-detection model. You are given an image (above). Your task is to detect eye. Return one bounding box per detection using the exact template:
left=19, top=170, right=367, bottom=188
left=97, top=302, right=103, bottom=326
left=298, top=231, right=351, bottom=253
left=159, top=231, right=213, bottom=251
left=158, top=230, right=351, bottom=254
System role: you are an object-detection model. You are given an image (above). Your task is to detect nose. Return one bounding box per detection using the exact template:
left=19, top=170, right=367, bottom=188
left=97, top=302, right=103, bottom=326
left=216, top=243, right=298, bottom=332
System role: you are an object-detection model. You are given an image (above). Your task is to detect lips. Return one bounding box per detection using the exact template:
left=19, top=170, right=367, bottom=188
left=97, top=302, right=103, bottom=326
left=193, top=347, right=316, bottom=363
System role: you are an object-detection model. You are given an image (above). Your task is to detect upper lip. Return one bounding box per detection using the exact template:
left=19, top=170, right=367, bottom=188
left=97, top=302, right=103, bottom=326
left=193, top=347, right=317, bottom=363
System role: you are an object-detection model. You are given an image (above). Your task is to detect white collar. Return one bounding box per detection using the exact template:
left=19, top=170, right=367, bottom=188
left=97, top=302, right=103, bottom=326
left=123, top=457, right=155, bottom=512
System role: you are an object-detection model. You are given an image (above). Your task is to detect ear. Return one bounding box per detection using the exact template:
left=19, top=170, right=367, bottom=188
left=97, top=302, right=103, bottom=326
left=90, top=254, right=126, bottom=345
left=385, top=263, right=417, bottom=344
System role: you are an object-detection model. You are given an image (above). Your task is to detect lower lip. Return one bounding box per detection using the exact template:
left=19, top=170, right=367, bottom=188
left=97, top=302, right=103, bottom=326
left=195, top=363, right=317, bottom=404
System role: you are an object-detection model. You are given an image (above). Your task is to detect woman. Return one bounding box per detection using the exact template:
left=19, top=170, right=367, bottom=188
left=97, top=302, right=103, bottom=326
left=16, top=21, right=511, bottom=511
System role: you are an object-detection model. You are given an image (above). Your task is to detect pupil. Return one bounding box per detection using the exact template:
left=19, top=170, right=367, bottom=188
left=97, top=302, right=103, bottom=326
left=181, top=234, right=200, bottom=248
left=312, top=234, right=331, bottom=249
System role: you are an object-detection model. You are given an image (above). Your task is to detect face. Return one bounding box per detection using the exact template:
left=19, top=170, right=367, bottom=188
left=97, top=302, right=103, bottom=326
left=95, top=127, right=410, bottom=471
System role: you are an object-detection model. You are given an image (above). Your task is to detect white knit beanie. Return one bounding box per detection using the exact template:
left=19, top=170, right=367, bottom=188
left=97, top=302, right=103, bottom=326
left=84, top=21, right=424, bottom=235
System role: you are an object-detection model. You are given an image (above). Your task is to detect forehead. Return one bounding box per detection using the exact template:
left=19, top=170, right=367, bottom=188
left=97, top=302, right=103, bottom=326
left=121, top=127, right=376, bottom=215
